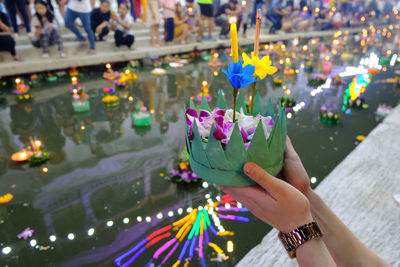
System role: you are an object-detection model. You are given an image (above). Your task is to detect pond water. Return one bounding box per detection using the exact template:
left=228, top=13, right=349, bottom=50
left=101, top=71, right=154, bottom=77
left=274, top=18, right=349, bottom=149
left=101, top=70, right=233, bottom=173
left=0, top=32, right=399, bottom=267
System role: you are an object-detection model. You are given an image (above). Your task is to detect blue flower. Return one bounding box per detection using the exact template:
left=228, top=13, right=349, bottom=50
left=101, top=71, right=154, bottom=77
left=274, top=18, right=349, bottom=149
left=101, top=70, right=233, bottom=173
left=222, top=60, right=256, bottom=89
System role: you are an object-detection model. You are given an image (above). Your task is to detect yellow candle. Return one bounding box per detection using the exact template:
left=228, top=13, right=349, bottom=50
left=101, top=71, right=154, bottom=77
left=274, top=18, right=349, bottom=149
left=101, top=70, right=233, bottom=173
left=230, top=23, right=239, bottom=63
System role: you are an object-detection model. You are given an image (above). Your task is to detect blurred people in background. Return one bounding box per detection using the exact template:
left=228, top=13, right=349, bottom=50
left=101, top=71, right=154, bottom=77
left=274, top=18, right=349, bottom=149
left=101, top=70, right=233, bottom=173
left=117, top=0, right=136, bottom=20
left=198, top=0, right=215, bottom=41
left=32, top=0, right=65, bottom=58
left=3, top=0, right=31, bottom=35
left=183, top=0, right=201, bottom=41
left=241, top=0, right=251, bottom=37
left=161, top=0, right=177, bottom=44
left=64, top=0, right=96, bottom=54
left=0, top=11, right=22, bottom=61
left=266, top=0, right=287, bottom=33
left=215, top=0, right=241, bottom=39
left=174, top=2, right=189, bottom=44
left=111, top=2, right=135, bottom=48
left=91, top=0, right=111, bottom=41
left=251, top=0, right=263, bottom=26
left=147, top=0, right=162, bottom=46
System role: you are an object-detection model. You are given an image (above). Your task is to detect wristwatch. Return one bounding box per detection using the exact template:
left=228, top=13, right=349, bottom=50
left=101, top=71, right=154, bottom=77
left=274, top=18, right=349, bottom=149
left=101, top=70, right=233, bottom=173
left=278, top=221, right=323, bottom=258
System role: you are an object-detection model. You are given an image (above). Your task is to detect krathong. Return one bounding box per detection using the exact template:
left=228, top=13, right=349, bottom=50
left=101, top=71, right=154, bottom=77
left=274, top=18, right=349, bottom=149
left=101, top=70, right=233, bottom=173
left=185, top=10, right=284, bottom=187
left=132, top=102, right=151, bottom=127
left=320, top=106, right=340, bottom=124
left=185, top=92, right=286, bottom=187
left=195, top=81, right=211, bottom=104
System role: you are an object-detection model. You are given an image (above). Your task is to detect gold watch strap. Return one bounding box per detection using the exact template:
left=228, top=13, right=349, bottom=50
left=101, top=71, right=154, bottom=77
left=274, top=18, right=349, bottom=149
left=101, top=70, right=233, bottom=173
left=278, top=221, right=323, bottom=258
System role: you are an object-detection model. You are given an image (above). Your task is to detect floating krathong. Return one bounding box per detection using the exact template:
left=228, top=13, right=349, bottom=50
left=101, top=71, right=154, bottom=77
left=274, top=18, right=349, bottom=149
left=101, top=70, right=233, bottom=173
left=14, top=79, right=33, bottom=103
left=102, top=87, right=120, bottom=108
left=166, top=152, right=200, bottom=183
left=103, top=63, right=120, bottom=81
left=114, top=194, right=249, bottom=266
left=375, top=104, right=393, bottom=119
left=342, top=74, right=370, bottom=112
left=320, top=106, right=340, bottom=124
left=308, top=74, right=327, bottom=88
left=208, top=52, right=222, bottom=68
left=195, top=81, right=211, bottom=104
left=152, top=68, right=167, bottom=75
left=11, top=149, right=33, bottom=162
left=280, top=91, right=296, bottom=113
left=72, top=90, right=90, bottom=113
left=132, top=103, right=151, bottom=127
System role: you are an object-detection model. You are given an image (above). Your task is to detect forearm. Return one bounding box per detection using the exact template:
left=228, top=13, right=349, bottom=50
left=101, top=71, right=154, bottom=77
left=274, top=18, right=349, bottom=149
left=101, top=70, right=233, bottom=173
left=308, top=191, right=390, bottom=267
left=296, top=238, right=336, bottom=267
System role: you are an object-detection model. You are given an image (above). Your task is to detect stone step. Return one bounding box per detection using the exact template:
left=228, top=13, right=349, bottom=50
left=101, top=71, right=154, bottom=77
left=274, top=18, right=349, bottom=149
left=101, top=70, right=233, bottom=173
left=0, top=26, right=377, bottom=77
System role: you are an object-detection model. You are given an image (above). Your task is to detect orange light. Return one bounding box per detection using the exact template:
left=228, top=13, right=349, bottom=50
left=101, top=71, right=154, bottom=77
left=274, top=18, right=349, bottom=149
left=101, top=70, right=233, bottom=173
left=106, top=63, right=111, bottom=69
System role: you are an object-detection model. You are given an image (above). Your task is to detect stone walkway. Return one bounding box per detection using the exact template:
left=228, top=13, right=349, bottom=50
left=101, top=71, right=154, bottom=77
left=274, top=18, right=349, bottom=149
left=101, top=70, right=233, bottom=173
left=238, top=105, right=400, bottom=266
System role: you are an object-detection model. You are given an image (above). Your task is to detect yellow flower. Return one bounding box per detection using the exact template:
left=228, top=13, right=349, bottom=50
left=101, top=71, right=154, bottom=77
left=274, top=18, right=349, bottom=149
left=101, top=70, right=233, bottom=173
left=242, top=52, right=278, bottom=80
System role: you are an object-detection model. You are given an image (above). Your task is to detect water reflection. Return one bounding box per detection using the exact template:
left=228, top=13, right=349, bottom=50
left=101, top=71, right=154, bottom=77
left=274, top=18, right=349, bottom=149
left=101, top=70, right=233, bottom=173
left=0, top=31, right=400, bottom=266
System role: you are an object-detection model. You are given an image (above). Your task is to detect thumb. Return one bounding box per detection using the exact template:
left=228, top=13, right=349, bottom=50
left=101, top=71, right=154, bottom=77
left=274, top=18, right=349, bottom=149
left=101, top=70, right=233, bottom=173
left=243, top=162, right=285, bottom=197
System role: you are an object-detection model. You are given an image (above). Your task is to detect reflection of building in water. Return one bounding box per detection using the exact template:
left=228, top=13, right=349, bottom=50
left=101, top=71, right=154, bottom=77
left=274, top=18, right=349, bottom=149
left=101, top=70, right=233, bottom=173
left=0, top=108, right=20, bottom=175
left=32, top=113, right=185, bottom=232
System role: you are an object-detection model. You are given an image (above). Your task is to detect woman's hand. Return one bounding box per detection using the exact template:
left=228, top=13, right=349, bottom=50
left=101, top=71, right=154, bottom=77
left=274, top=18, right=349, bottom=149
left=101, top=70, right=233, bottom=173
left=47, top=22, right=53, bottom=30
left=220, top=162, right=313, bottom=233
left=280, top=137, right=313, bottom=198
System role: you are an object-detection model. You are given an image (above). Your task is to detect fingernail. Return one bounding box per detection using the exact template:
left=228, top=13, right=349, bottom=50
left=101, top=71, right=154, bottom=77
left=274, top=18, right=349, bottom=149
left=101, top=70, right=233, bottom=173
left=243, top=162, right=253, bottom=175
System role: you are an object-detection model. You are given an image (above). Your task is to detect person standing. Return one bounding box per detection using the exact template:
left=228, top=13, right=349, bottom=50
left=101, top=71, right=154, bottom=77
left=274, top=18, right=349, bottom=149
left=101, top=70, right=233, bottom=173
left=31, top=0, right=65, bottom=58
left=161, top=0, right=176, bottom=44
left=3, top=0, right=31, bottom=35
left=91, top=0, right=111, bottom=41
left=111, top=2, right=134, bottom=48
left=0, top=11, right=22, bottom=61
left=64, top=0, right=96, bottom=54
left=198, top=0, right=214, bottom=41
left=147, top=0, right=162, bottom=46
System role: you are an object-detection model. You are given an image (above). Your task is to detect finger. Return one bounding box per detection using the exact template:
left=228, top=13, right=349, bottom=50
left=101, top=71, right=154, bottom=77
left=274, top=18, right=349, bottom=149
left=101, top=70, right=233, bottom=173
left=243, top=162, right=285, bottom=197
left=285, top=136, right=300, bottom=161
left=220, top=185, right=275, bottom=206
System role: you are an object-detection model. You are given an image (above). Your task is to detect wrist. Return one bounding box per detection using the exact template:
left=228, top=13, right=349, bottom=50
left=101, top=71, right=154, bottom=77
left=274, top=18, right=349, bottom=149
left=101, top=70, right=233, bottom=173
left=280, top=213, right=313, bottom=233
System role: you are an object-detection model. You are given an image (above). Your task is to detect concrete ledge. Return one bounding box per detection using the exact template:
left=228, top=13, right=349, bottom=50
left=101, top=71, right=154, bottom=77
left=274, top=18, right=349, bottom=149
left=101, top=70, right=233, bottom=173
left=237, top=105, right=400, bottom=266
left=0, top=26, right=375, bottom=77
